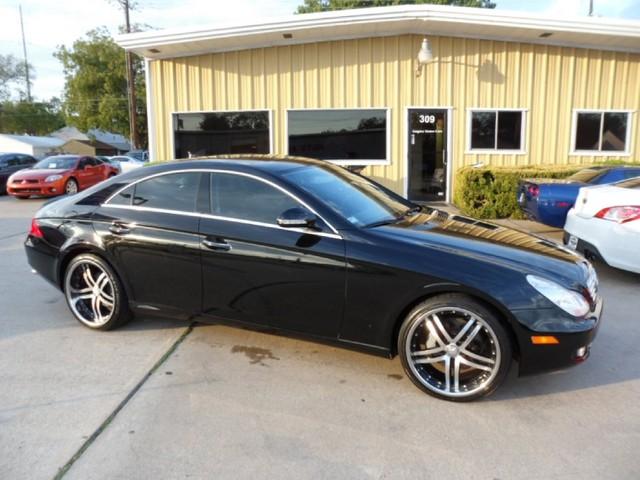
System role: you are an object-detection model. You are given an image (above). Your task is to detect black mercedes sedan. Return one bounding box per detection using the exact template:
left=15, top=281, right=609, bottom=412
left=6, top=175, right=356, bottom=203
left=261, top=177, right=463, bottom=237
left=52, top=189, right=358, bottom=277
left=25, top=155, right=602, bottom=401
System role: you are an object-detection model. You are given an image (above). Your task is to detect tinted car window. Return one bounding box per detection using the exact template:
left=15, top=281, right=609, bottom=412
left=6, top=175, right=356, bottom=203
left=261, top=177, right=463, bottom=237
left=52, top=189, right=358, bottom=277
left=108, top=185, right=134, bottom=206
left=281, top=165, right=411, bottom=227
left=132, top=172, right=200, bottom=212
left=567, top=168, right=607, bottom=183
left=211, top=173, right=300, bottom=224
left=615, top=177, right=640, bottom=190
left=19, top=155, right=35, bottom=166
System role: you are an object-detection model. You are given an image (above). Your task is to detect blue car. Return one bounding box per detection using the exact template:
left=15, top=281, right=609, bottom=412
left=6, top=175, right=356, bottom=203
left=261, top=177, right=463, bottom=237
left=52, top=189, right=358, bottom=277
left=518, top=166, right=640, bottom=228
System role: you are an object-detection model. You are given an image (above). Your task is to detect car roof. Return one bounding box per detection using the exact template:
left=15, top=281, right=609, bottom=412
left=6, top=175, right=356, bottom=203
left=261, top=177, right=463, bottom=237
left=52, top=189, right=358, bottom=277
left=190, top=154, right=333, bottom=171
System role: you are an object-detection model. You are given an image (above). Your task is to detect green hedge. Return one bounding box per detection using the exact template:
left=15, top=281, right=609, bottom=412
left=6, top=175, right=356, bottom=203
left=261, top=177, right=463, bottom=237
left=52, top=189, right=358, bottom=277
left=452, top=164, right=632, bottom=219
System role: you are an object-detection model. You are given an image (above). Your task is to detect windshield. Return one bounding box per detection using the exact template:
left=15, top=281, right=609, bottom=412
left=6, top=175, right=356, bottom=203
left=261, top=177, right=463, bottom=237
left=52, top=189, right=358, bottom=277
left=567, top=168, right=606, bottom=183
left=281, top=164, right=414, bottom=227
left=34, top=156, right=78, bottom=170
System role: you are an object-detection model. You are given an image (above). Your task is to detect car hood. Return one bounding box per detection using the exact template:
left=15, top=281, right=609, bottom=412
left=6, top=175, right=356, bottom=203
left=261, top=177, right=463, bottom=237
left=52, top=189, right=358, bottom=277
left=11, top=168, right=69, bottom=180
left=370, top=208, right=588, bottom=285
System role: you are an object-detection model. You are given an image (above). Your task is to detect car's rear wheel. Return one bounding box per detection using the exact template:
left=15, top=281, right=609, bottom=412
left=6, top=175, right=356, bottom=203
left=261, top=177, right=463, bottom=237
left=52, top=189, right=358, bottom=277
left=63, top=254, right=132, bottom=331
left=398, top=294, right=512, bottom=402
left=65, top=178, right=78, bottom=195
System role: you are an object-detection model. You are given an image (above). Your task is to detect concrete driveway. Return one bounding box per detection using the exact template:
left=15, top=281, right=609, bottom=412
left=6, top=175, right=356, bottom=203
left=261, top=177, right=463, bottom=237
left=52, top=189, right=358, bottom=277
left=1, top=195, right=639, bottom=480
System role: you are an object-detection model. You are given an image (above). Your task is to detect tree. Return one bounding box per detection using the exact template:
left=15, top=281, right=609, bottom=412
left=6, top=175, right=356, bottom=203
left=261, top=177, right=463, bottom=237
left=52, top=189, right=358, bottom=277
left=54, top=28, right=147, bottom=147
left=0, top=99, right=65, bottom=135
left=0, top=54, right=34, bottom=101
left=296, top=0, right=495, bottom=13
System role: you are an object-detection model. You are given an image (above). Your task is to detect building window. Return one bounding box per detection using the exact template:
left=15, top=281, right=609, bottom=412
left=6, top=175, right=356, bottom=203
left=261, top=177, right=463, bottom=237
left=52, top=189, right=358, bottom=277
left=468, top=110, right=525, bottom=152
left=573, top=111, right=630, bottom=153
left=287, top=109, right=389, bottom=164
left=173, top=111, right=271, bottom=159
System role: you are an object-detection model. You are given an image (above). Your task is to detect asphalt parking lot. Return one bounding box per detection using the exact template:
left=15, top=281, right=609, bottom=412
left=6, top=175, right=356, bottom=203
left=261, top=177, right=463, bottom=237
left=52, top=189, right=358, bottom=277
left=1, top=195, right=639, bottom=480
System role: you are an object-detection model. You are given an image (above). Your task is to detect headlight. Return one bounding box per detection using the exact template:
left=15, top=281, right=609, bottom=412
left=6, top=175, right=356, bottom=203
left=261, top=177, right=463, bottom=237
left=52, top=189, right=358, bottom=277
left=526, top=275, right=590, bottom=317
left=44, top=174, right=63, bottom=183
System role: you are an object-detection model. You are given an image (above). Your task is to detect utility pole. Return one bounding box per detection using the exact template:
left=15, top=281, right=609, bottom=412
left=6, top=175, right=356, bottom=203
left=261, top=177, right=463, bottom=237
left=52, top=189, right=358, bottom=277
left=19, top=5, right=31, bottom=102
left=122, top=0, right=138, bottom=149
left=588, top=0, right=594, bottom=16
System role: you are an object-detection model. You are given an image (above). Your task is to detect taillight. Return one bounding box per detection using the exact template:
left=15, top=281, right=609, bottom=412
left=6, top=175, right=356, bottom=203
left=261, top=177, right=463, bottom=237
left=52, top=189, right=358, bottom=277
left=29, top=219, right=44, bottom=238
left=555, top=201, right=571, bottom=208
left=595, top=206, right=640, bottom=223
left=528, top=185, right=539, bottom=197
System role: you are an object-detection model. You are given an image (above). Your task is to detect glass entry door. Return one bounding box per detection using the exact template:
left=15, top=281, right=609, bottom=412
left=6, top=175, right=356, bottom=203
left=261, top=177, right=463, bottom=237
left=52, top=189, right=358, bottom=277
left=407, top=109, right=448, bottom=202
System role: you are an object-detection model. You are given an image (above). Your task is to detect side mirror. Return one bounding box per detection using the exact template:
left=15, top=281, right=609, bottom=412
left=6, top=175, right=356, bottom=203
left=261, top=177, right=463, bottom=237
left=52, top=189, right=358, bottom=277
left=277, top=207, right=317, bottom=229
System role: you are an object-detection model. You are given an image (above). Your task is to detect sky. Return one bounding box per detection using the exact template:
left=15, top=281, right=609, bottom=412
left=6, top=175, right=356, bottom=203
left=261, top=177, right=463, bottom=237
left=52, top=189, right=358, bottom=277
left=0, top=0, right=639, bottom=101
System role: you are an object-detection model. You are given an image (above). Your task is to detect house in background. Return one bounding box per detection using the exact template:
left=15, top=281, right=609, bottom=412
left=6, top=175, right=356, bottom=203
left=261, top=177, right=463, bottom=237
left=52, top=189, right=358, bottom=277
left=0, top=134, right=65, bottom=158
left=51, top=127, right=130, bottom=155
left=61, top=139, right=122, bottom=157
left=117, top=4, right=640, bottom=202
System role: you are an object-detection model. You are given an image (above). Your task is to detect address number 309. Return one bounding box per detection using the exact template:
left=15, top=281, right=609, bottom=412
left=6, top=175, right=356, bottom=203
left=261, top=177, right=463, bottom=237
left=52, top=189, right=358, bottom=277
left=418, top=114, right=436, bottom=124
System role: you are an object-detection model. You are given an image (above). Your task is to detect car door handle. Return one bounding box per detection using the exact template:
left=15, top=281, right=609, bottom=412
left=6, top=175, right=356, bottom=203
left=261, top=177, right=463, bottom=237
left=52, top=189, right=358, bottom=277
left=109, top=222, right=131, bottom=235
left=202, top=239, right=232, bottom=251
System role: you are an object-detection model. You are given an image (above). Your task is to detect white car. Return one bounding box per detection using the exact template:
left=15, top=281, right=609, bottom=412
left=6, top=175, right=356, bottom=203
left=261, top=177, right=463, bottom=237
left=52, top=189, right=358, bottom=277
left=564, top=177, right=640, bottom=273
left=109, top=155, right=145, bottom=174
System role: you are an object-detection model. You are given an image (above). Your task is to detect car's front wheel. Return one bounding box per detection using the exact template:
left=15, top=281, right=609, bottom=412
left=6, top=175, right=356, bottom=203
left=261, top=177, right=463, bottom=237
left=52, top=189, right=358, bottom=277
left=63, top=253, right=132, bottom=331
left=65, top=178, right=78, bottom=195
left=398, top=294, right=512, bottom=402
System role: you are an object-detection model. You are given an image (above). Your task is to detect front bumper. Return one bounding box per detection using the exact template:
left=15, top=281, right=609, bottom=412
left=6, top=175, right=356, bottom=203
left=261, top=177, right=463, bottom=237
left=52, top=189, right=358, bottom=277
left=513, top=296, right=603, bottom=376
left=7, top=180, right=64, bottom=197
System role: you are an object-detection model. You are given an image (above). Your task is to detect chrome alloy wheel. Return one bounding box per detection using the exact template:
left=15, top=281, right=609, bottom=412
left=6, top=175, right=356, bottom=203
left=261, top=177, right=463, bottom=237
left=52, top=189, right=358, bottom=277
left=65, top=259, right=115, bottom=327
left=65, top=179, right=78, bottom=194
left=405, top=307, right=501, bottom=398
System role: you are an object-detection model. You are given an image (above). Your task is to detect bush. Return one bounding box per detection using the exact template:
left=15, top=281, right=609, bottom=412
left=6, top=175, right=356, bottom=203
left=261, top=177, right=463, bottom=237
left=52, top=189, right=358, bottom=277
left=452, top=164, right=633, bottom=219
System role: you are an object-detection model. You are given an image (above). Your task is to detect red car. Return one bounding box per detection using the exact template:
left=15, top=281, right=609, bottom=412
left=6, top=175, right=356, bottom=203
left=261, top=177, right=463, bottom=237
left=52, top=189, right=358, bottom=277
left=7, top=155, right=119, bottom=199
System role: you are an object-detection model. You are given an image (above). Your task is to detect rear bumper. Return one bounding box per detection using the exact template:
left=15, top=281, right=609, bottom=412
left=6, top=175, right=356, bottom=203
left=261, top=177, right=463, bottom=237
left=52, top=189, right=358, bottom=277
left=512, top=297, right=603, bottom=376
left=564, top=210, right=640, bottom=274
left=25, top=235, right=61, bottom=289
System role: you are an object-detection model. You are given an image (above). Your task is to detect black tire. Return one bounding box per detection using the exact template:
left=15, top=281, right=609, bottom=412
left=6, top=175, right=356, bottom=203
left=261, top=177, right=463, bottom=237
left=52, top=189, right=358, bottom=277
left=64, top=178, right=78, bottom=195
left=63, top=253, right=132, bottom=331
left=398, top=293, right=512, bottom=402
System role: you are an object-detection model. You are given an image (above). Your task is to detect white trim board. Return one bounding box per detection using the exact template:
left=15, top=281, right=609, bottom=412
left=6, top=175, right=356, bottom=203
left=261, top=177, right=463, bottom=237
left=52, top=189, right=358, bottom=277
left=116, top=4, right=640, bottom=59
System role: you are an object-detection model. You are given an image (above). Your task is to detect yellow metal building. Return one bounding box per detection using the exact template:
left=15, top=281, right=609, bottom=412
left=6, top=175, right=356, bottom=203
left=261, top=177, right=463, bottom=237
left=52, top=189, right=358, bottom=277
left=118, top=5, right=640, bottom=202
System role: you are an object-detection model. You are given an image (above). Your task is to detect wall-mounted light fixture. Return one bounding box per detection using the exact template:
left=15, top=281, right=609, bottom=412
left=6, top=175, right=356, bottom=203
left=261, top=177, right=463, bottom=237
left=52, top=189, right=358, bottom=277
left=415, top=37, right=433, bottom=77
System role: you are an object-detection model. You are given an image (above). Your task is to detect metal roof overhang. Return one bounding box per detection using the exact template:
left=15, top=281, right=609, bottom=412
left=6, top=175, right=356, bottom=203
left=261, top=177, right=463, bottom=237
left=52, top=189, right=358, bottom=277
left=116, top=4, right=640, bottom=59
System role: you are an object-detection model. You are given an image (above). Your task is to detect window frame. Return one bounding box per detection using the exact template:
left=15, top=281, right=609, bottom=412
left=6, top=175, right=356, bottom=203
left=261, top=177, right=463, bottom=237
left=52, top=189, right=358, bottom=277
left=171, top=109, right=274, bottom=160
left=210, top=170, right=311, bottom=227
left=570, top=109, right=634, bottom=157
left=466, top=108, right=527, bottom=154
left=285, top=107, right=392, bottom=166
left=102, top=169, right=341, bottom=238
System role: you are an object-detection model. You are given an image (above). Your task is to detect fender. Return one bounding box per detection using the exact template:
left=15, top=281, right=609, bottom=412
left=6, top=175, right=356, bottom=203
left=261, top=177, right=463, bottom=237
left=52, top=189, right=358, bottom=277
left=384, top=281, right=522, bottom=357
left=57, top=234, right=135, bottom=302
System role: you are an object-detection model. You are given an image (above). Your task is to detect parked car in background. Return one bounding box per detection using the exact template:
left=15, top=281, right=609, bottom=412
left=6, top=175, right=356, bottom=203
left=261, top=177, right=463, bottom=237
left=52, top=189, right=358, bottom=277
left=109, top=155, right=145, bottom=174
left=7, top=155, right=118, bottom=199
left=0, top=153, right=37, bottom=194
left=25, top=155, right=602, bottom=402
left=124, top=150, right=148, bottom=162
left=517, top=166, right=640, bottom=227
left=564, top=177, right=640, bottom=274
